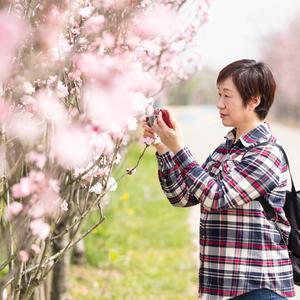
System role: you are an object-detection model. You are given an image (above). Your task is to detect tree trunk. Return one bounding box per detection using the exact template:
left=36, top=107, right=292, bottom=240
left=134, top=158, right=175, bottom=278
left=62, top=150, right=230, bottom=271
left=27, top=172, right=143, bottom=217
left=72, top=238, right=85, bottom=265
left=29, top=275, right=51, bottom=300
left=50, top=232, right=71, bottom=300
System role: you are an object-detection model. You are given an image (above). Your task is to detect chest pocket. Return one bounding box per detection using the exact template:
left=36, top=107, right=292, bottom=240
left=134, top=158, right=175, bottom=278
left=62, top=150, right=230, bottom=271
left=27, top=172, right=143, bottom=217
left=221, top=159, right=240, bottom=174
left=206, top=153, right=243, bottom=177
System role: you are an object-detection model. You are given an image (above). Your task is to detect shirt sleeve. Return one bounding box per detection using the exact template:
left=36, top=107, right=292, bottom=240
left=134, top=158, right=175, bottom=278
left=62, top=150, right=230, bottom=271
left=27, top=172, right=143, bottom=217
left=156, top=145, right=282, bottom=210
left=156, top=150, right=201, bottom=207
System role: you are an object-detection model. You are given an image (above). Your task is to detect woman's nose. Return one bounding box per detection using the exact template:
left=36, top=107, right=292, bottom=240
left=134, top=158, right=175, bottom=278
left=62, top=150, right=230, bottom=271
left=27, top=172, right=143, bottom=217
left=216, top=96, right=225, bottom=110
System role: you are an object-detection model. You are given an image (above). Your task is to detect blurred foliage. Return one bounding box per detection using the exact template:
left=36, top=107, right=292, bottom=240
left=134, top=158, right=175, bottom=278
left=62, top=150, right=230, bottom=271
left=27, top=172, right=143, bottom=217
left=69, top=143, right=198, bottom=300
left=262, top=10, right=300, bottom=126
left=167, top=66, right=217, bottom=106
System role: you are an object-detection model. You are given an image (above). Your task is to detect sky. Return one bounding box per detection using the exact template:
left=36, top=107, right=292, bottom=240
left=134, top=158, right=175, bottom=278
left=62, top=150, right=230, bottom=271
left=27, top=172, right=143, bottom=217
left=196, top=0, right=300, bottom=70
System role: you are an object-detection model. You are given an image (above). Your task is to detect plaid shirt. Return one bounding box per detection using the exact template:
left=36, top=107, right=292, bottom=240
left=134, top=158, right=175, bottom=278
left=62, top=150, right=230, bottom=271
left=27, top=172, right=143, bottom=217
left=156, top=122, right=295, bottom=299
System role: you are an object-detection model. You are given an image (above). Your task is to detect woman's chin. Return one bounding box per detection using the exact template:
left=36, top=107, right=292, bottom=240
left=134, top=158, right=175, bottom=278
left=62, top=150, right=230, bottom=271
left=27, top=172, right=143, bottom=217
left=221, top=119, right=232, bottom=127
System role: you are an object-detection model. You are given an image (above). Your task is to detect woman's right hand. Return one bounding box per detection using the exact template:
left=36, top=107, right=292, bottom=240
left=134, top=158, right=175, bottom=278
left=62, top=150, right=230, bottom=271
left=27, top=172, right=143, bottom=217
left=141, top=118, right=169, bottom=154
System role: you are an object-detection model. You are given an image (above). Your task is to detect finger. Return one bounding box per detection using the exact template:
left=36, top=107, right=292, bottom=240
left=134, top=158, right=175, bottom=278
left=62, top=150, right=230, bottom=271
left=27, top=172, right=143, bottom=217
left=142, top=122, right=155, bottom=132
left=152, top=119, right=161, bottom=134
left=143, top=132, right=156, bottom=139
left=168, top=111, right=177, bottom=130
left=157, top=111, right=169, bottom=131
left=140, top=115, right=146, bottom=122
left=144, top=129, right=155, bottom=137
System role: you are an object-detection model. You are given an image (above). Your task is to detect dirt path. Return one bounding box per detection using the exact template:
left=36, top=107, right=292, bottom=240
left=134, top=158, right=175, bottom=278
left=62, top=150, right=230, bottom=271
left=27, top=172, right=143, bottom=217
left=171, top=105, right=300, bottom=297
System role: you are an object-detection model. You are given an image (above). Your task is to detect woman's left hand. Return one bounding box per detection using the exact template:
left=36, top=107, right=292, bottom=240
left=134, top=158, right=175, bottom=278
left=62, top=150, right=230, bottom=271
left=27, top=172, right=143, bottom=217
left=152, top=110, right=185, bottom=154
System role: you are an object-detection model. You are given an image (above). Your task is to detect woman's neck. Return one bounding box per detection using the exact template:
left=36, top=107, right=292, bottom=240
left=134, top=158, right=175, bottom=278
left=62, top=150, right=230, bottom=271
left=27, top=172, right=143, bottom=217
left=234, top=120, right=263, bottom=143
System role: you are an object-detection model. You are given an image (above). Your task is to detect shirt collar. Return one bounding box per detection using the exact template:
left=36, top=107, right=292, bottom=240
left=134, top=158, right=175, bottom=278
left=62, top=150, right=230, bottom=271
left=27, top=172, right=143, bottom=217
left=224, top=122, right=271, bottom=148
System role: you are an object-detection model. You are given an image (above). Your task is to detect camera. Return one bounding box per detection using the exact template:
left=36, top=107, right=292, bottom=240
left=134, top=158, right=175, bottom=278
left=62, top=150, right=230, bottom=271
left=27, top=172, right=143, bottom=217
left=146, top=108, right=173, bottom=129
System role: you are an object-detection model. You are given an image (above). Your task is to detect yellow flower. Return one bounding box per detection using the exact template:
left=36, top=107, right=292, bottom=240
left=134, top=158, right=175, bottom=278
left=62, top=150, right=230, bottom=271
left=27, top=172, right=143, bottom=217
left=120, top=192, right=129, bottom=202
left=108, top=250, right=118, bottom=262
left=127, top=208, right=134, bottom=215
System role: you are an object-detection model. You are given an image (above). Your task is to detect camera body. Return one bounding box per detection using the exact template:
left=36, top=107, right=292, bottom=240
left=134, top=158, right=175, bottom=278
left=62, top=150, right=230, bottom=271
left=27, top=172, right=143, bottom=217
left=146, top=108, right=173, bottom=129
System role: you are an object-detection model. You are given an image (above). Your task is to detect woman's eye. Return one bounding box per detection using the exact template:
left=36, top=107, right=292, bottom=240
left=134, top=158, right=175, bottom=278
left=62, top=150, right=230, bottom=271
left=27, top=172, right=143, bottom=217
left=218, top=93, right=230, bottom=98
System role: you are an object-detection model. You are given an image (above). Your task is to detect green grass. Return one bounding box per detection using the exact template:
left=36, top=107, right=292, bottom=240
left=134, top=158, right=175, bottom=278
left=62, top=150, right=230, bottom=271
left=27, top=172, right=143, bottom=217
left=70, top=143, right=198, bottom=300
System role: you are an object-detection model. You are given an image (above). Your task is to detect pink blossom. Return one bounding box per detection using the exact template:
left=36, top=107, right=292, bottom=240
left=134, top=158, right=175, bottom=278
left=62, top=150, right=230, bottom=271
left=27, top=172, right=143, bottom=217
left=127, top=117, right=138, bottom=131
left=12, top=178, right=34, bottom=198
left=110, top=129, right=125, bottom=141
left=124, top=32, right=141, bottom=48
left=47, top=75, right=58, bottom=86
left=39, top=19, right=70, bottom=60
left=75, top=52, right=101, bottom=79
left=139, top=40, right=161, bottom=56
left=29, top=171, right=46, bottom=185
left=83, top=84, right=139, bottom=133
left=6, top=202, right=23, bottom=220
left=88, top=131, right=114, bottom=155
left=130, top=92, right=152, bottom=115
left=31, top=244, right=41, bottom=254
left=19, top=250, right=29, bottom=263
left=97, top=167, right=110, bottom=177
left=118, top=67, right=160, bottom=95
left=107, top=177, right=117, bottom=192
left=12, top=172, right=47, bottom=200
left=79, top=6, right=94, bottom=18
left=0, top=98, right=10, bottom=123
left=51, top=126, right=93, bottom=169
left=26, top=152, right=47, bottom=169
left=37, top=10, right=65, bottom=50
left=90, top=182, right=103, bottom=194
left=48, top=179, right=60, bottom=193
left=142, top=136, right=156, bottom=146
left=60, top=200, right=68, bottom=212
left=56, top=81, right=69, bottom=98
left=84, top=15, right=105, bottom=34
left=21, top=95, right=38, bottom=113
left=23, top=82, right=35, bottom=95
left=0, top=12, right=25, bottom=52
left=29, top=190, right=61, bottom=218
left=101, top=31, right=115, bottom=48
left=77, top=54, right=130, bottom=87
left=101, top=0, right=128, bottom=9
left=145, top=102, right=155, bottom=117
left=68, top=69, right=82, bottom=81
left=6, top=111, right=45, bottom=146
left=36, top=89, right=67, bottom=125
left=73, top=163, right=94, bottom=180
left=0, top=11, right=27, bottom=80
left=29, top=219, right=50, bottom=240
left=131, top=5, right=178, bottom=40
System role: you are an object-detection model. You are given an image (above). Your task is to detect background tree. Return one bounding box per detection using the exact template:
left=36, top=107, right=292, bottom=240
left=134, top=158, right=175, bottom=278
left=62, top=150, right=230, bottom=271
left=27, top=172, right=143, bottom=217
left=262, top=11, right=300, bottom=125
left=0, top=0, right=211, bottom=299
left=167, top=66, right=217, bottom=106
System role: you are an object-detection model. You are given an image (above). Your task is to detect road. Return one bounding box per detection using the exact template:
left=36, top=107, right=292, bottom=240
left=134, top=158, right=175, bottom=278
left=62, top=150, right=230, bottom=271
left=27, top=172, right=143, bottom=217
left=170, top=105, right=300, bottom=297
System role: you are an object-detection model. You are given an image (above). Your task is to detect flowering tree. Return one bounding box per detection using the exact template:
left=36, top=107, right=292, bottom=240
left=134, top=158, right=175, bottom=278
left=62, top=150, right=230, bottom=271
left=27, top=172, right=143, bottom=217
left=0, top=0, right=210, bottom=299
left=262, top=13, right=300, bottom=122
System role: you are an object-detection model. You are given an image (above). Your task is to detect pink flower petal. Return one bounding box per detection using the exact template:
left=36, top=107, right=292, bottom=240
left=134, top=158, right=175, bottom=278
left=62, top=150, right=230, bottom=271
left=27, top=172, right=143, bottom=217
left=6, top=202, right=23, bottom=220
left=29, top=219, right=50, bottom=240
left=19, top=250, right=29, bottom=263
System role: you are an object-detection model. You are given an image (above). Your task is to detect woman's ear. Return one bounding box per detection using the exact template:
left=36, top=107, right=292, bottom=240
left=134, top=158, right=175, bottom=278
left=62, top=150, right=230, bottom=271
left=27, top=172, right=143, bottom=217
left=249, top=96, right=261, bottom=111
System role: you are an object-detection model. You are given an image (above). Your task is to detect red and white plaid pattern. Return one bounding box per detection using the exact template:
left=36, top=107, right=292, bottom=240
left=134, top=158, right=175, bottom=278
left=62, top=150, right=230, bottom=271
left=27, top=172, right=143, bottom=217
left=156, top=122, right=295, bottom=299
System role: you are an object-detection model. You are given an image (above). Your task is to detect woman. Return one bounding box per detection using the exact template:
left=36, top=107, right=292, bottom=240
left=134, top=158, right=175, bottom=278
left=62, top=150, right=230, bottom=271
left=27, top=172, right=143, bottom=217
left=142, top=59, right=295, bottom=299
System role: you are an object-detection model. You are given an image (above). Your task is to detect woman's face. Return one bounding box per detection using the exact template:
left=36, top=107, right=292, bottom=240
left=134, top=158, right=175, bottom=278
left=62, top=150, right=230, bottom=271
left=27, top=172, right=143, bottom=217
left=216, top=77, right=254, bottom=128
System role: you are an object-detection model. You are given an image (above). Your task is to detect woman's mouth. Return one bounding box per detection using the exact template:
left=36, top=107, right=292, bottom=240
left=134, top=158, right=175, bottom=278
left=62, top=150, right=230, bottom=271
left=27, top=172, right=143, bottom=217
left=220, top=113, right=228, bottom=118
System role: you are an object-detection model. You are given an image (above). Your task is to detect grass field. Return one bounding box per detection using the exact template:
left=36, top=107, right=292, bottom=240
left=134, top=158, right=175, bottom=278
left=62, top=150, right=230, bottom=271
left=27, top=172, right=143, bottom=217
left=70, top=143, right=198, bottom=300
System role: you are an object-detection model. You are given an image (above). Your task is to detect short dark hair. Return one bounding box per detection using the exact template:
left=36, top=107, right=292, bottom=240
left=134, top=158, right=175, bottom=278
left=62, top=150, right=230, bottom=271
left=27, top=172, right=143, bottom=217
left=216, top=59, right=276, bottom=120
